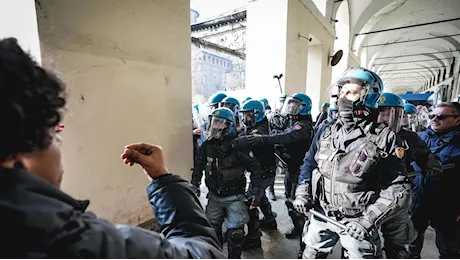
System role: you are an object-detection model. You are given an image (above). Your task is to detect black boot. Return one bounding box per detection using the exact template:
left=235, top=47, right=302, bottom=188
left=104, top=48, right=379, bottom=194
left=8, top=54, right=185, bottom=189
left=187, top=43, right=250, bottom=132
left=228, top=228, right=245, bottom=259
left=259, top=218, right=277, bottom=230
left=285, top=201, right=305, bottom=239
left=298, top=242, right=306, bottom=259
left=242, top=234, right=262, bottom=250
left=385, top=246, right=409, bottom=259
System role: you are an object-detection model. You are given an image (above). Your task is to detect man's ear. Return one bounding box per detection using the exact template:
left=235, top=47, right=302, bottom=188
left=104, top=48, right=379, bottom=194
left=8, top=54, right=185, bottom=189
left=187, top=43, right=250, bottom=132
left=455, top=117, right=460, bottom=126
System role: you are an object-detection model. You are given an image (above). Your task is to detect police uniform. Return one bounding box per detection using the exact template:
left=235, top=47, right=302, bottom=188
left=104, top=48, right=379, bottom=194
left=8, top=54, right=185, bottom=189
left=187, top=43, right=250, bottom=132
left=192, top=137, right=263, bottom=258
left=299, top=119, right=409, bottom=259
left=240, top=118, right=278, bottom=247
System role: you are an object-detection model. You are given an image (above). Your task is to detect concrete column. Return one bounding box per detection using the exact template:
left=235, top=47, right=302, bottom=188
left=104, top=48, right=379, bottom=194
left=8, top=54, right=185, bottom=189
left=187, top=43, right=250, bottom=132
left=37, top=0, right=192, bottom=225
left=284, top=0, right=310, bottom=96
left=0, top=0, right=41, bottom=64
left=306, top=45, right=322, bottom=117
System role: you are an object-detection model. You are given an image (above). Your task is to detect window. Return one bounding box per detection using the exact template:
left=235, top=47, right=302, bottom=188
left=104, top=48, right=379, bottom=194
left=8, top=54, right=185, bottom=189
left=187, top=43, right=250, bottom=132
left=212, top=57, right=215, bottom=64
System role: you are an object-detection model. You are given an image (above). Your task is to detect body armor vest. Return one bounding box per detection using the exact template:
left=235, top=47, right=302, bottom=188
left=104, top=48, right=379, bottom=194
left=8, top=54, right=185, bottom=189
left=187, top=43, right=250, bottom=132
left=312, top=122, right=393, bottom=217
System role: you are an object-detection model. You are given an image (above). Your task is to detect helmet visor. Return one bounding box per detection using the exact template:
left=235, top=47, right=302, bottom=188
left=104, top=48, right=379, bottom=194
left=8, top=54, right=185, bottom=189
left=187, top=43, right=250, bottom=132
left=239, top=111, right=257, bottom=130
left=378, top=107, right=404, bottom=132
left=281, top=97, right=301, bottom=116
left=206, top=116, right=230, bottom=139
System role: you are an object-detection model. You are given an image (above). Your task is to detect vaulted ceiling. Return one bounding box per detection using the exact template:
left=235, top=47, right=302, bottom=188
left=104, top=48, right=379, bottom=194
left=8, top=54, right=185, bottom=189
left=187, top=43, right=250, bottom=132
left=327, top=0, right=460, bottom=93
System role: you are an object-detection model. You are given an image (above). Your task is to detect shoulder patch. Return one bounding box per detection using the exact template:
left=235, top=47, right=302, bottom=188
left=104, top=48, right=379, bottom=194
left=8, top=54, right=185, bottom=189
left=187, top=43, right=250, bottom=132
left=395, top=147, right=405, bottom=159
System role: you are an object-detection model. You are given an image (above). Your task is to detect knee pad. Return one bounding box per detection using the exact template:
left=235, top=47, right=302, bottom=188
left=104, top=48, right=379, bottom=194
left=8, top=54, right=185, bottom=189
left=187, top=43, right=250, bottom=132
left=228, top=228, right=245, bottom=244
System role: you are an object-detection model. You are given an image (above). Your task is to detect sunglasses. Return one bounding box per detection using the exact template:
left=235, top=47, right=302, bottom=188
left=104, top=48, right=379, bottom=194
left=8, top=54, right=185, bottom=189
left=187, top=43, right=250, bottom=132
left=428, top=114, right=459, bottom=120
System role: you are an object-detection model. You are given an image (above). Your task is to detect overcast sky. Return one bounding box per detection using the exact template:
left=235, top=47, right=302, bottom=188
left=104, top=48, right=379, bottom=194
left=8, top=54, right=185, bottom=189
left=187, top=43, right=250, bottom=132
left=190, top=0, right=248, bottom=22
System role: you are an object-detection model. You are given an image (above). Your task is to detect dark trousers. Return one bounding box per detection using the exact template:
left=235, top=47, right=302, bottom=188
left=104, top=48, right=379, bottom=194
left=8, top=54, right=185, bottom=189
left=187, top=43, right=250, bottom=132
left=284, top=168, right=298, bottom=199
left=409, top=209, right=460, bottom=258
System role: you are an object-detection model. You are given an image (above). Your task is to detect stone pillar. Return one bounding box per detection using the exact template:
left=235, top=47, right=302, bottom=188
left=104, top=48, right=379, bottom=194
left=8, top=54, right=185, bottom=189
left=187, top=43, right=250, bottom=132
left=37, top=0, right=192, bottom=225
left=0, top=0, right=41, bottom=64
left=306, top=45, right=322, bottom=117
left=284, top=0, right=310, bottom=96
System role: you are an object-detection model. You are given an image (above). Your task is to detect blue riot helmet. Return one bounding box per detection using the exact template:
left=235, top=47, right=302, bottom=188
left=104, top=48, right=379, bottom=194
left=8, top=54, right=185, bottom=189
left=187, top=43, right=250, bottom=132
left=206, top=107, right=235, bottom=140
left=335, top=67, right=383, bottom=109
left=240, top=100, right=265, bottom=129
left=322, top=102, right=330, bottom=109
left=281, top=93, right=312, bottom=116
left=377, top=92, right=405, bottom=132
left=208, top=92, right=227, bottom=110
left=219, top=96, right=240, bottom=115
left=403, top=103, right=418, bottom=131
left=260, top=98, right=271, bottom=110
left=328, top=104, right=338, bottom=122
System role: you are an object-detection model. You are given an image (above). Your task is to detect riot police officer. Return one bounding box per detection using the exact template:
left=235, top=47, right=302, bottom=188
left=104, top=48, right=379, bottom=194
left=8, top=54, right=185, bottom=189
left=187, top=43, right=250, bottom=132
left=208, top=92, right=227, bottom=111
left=295, top=67, right=410, bottom=259
left=220, top=96, right=241, bottom=129
left=234, top=93, right=314, bottom=239
left=238, top=100, right=278, bottom=250
left=402, top=103, right=418, bottom=132
left=191, top=107, right=264, bottom=259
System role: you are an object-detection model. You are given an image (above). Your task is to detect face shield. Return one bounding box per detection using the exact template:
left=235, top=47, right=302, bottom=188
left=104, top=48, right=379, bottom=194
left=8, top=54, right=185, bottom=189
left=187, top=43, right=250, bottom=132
left=402, top=112, right=418, bottom=131
left=239, top=111, right=257, bottom=130
left=206, top=116, right=231, bottom=140
left=280, top=97, right=302, bottom=116
left=378, top=107, right=404, bottom=132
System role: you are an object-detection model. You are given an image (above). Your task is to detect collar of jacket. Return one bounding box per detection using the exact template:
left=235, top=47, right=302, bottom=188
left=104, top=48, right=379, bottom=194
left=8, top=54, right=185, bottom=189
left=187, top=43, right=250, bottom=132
left=0, top=167, right=89, bottom=212
left=426, top=125, right=460, bottom=144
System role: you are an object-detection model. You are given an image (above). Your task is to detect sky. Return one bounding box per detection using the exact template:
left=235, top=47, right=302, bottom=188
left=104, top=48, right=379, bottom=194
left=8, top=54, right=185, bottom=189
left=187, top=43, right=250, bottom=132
left=190, top=0, right=248, bottom=22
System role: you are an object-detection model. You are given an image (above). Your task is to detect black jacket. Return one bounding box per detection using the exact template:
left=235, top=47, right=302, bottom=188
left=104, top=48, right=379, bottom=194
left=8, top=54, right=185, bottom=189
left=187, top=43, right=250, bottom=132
left=0, top=168, right=225, bottom=258
left=192, top=135, right=263, bottom=197
left=267, top=115, right=314, bottom=174
left=398, top=128, right=431, bottom=172
left=242, top=118, right=277, bottom=178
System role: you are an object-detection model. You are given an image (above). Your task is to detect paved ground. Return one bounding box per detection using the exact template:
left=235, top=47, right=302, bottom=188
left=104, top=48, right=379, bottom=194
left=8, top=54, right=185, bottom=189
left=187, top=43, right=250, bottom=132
left=198, top=174, right=439, bottom=259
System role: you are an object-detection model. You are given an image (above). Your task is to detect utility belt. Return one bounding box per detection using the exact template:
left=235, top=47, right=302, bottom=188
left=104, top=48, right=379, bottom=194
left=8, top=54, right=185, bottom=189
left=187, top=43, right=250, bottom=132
left=319, top=204, right=364, bottom=221
left=210, top=184, right=245, bottom=197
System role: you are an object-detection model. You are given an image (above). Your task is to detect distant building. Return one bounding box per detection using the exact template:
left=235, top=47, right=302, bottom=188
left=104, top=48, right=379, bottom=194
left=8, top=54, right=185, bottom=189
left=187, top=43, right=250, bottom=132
left=191, top=8, right=246, bottom=100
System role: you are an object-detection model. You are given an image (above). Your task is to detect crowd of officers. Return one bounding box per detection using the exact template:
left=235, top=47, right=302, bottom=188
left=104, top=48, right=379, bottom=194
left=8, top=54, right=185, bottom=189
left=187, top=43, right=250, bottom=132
left=192, top=67, right=460, bottom=259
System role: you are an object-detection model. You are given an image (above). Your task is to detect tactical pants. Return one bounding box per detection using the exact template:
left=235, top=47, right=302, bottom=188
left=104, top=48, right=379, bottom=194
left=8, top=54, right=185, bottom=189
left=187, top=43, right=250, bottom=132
left=302, top=217, right=382, bottom=259
left=206, top=192, right=249, bottom=258
left=247, top=177, right=276, bottom=236
left=284, top=168, right=299, bottom=199
left=380, top=184, right=417, bottom=258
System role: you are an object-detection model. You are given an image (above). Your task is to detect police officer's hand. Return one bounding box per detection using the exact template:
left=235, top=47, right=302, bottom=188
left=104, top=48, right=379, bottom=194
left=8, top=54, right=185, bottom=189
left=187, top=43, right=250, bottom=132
left=247, top=195, right=259, bottom=210
left=231, top=137, right=250, bottom=150
left=293, top=196, right=313, bottom=215
left=424, top=154, right=443, bottom=177
left=247, top=135, right=266, bottom=147
left=345, top=220, right=369, bottom=241
left=192, top=128, right=202, bottom=136
left=121, top=143, right=168, bottom=181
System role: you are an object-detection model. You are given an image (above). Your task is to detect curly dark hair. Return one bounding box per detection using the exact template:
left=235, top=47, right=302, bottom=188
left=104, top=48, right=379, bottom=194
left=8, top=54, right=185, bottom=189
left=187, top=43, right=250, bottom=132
left=0, top=38, right=66, bottom=161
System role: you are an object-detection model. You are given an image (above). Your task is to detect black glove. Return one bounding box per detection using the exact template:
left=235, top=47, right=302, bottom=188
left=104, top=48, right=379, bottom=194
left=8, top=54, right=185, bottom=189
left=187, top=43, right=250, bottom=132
left=247, top=195, right=260, bottom=209
left=247, top=135, right=267, bottom=148
left=214, top=142, right=233, bottom=158
left=231, top=137, right=250, bottom=150
left=424, top=154, right=443, bottom=177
